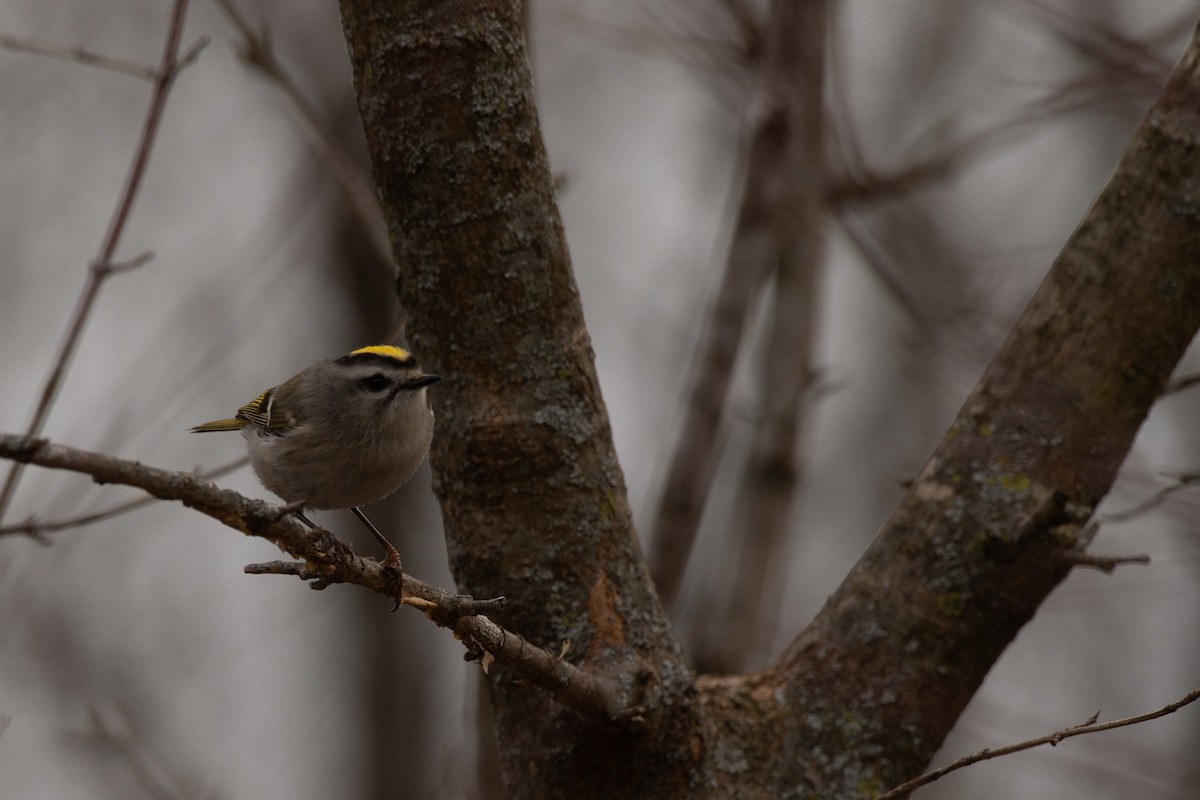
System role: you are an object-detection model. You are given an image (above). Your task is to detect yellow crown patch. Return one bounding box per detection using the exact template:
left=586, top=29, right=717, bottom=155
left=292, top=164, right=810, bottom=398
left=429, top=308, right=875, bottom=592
left=349, top=345, right=411, bottom=361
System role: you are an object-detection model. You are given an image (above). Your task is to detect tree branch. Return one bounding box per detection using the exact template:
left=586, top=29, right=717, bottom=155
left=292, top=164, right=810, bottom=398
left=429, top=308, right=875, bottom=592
left=0, top=433, right=627, bottom=722
left=61, top=703, right=196, bottom=799
left=693, top=0, right=828, bottom=673
left=647, top=0, right=827, bottom=610
left=1101, top=469, right=1200, bottom=521
left=1057, top=550, right=1150, bottom=572
left=1164, top=370, right=1200, bottom=395
left=337, top=1, right=696, bottom=785
left=873, top=689, right=1200, bottom=800
left=0, top=0, right=202, bottom=522
left=0, top=32, right=160, bottom=79
left=748, top=23, right=1200, bottom=796
left=0, top=456, right=246, bottom=543
left=211, top=0, right=390, bottom=266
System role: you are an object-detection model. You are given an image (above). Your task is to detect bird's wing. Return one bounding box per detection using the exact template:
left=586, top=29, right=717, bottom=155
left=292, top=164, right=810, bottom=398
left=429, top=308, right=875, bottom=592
left=236, top=386, right=296, bottom=434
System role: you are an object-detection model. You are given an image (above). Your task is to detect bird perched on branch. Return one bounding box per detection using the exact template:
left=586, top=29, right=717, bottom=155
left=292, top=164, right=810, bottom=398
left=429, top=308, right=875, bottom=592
left=191, top=345, right=440, bottom=569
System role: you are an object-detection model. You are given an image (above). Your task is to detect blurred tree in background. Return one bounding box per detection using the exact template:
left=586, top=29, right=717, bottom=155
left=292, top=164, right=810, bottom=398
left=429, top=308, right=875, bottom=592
left=1, top=1, right=1198, bottom=798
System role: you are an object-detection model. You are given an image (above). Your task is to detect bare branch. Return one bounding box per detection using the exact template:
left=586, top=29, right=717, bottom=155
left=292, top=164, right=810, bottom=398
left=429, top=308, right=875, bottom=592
left=1025, top=0, right=1182, bottom=102
left=762, top=25, right=1200, bottom=793
left=1101, top=470, right=1200, bottom=522
left=1057, top=550, right=1150, bottom=573
left=212, top=0, right=390, bottom=265
left=61, top=703, right=193, bottom=800
left=826, top=118, right=1032, bottom=208
left=0, top=433, right=627, bottom=722
left=0, top=456, right=247, bottom=541
left=93, top=250, right=155, bottom=276
left=694, top=0, right=828, bottom=673
left=0, top=31, right=159, bottom=79
left=0, top=0, right=197, bottom=523
left=873, top=689, right=1200, bottom=800
left=244, top=559, right=323, bottom=580
left=825, top=6, right=1187, bottom=211
left=447, top=608, right=639, bottom=723
left=1164, top=371, right=1200, bottom=395
left=565, top=10, right=752, bottom=76
left=716, top=0, right=763, bottom=63
left=648, top=0, right=827, bottom=610
left=244, top=559, right=506, bottom=615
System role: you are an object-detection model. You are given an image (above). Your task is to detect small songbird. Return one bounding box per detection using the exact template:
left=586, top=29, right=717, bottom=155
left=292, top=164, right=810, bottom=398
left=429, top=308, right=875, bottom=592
left=190, top=345, right=440, bottom=568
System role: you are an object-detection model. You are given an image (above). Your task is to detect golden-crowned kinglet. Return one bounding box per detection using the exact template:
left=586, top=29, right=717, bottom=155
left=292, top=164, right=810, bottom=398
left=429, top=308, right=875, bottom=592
left=190, top=345, right=440, bottom=567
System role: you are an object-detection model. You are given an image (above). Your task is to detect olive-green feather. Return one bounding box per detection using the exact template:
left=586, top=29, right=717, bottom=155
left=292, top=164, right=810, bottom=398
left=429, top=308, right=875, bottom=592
left=235, top=389, right=275, bottom=429
left=191, top=386, right=295, bottom=434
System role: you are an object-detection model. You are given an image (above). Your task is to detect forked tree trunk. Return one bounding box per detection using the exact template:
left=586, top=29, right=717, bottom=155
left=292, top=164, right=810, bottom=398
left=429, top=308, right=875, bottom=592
left=337, top=2, right=1200, bottom=796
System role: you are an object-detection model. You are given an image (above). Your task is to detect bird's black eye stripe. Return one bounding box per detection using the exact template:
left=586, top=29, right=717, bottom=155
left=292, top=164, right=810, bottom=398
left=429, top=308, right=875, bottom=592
left=360, top=373, right=392, bottom=392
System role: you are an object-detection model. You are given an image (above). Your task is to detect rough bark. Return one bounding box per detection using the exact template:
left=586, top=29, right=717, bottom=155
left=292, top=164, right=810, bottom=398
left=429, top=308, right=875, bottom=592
left=336, top=0, right=1200, bottom=796
left=336, top=0, right=702, bottom=795
left=749, top=26, right=1200, bottom=797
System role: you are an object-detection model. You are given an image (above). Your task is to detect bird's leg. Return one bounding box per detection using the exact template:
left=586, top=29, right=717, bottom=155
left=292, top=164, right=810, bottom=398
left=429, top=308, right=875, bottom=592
left=294, top=507, right=403, bottom=606
left=350, top=506, right=404, bottom=572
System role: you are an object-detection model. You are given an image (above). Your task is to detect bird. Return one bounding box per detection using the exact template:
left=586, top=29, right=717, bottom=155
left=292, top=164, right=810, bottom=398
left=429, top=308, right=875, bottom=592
left=190, top=345, right=440, bottom=569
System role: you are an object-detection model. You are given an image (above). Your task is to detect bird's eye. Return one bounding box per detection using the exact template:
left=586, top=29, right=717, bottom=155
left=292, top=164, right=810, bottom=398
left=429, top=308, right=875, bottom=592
left=360, top=373, right=391, bottom=392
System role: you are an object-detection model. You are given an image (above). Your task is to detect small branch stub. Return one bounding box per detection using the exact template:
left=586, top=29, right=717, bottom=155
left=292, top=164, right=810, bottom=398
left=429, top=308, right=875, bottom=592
left=1058, top=551, right=1150, bottom=573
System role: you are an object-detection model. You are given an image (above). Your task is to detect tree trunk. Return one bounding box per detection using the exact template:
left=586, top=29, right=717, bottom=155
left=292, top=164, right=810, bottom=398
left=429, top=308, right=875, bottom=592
left=337, top=1, right=1200, bottom=796
left=337, top=0, right=702, bottom=794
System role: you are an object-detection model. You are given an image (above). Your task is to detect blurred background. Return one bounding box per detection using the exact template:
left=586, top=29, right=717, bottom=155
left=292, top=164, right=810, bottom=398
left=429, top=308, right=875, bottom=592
left=0, top=0, right=1197, bottom=797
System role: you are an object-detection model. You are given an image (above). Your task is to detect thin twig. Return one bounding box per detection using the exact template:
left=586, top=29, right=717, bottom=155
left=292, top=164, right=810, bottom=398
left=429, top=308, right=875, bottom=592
left=1101, top=470, right=1200, bottom=522
left=0, top=433, right=629, bottom=722
left=0, top=456, right=247, bottom=542
left=0, top=0, right=197, bottom=523
left=1164, top=371, right=1200, bottom=395
left=1025, top=0, right=1180, bottom=100
left=1057, top=551, right=1150, bottom=573
left=565, top=9, right=754, bottom=78
left=61, top=703, right=191, bottom=800
left=0, top=32, right=159, bottom=79
left=824, top=4, right=1184, bottom=232
left=873, top=689, right=1200, bottom=800
left=93, top=250, right=155, bottom=276
left=211, top=0, right=391, bottom=265
left=718, top=0, right=763, bottom=63
left=245, top=559, right=507, bottom=614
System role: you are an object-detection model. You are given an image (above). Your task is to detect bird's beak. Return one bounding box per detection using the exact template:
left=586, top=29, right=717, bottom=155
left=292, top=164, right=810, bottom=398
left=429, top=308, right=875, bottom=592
left=407, top=373, right=441, bottom=389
